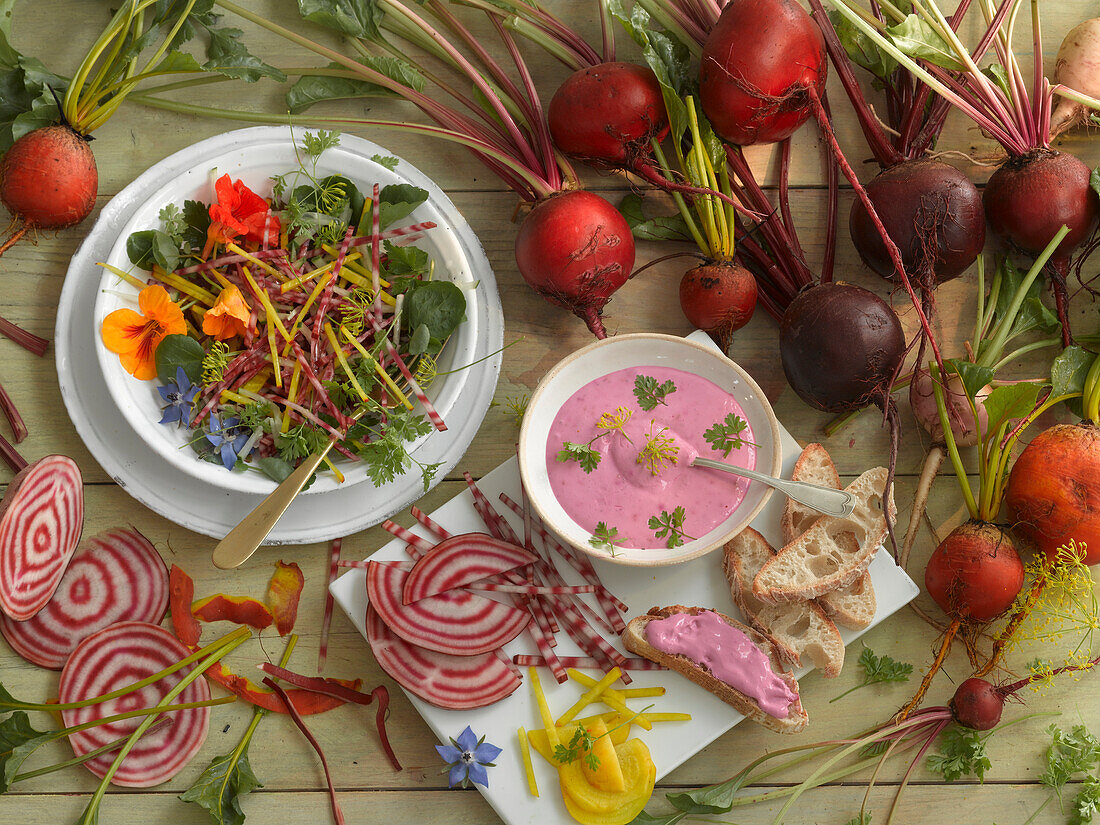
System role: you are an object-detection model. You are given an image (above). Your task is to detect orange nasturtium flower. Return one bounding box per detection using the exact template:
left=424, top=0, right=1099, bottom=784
left=204, top=174, right=281, bottom=255
left=202, top=284, right=251, bottom=340
left=101, top=285, right=186, bottom=380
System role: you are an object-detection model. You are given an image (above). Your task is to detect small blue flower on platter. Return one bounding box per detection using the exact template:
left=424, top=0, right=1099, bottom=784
left=205, top=414, right=252, bottom=471
left=157, top=366, right=199, bottom=427
left=436, top=726, right=502, bottom=789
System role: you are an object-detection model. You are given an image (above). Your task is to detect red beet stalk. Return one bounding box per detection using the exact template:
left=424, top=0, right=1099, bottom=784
left=318, top=537, right=342, bottom=673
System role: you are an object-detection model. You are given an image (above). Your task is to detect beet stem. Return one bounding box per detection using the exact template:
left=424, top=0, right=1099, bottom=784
left=0, top=432, right=26, bottom=473
left=0, top=315, right=48, bottom=356
left=896, top=618, right=960, bottom=721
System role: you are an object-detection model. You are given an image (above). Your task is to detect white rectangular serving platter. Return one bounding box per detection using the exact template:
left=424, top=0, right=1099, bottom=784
left=332, top=438, right=919, bottom=825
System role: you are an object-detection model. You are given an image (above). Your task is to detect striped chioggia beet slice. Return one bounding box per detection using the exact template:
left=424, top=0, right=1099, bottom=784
left=0, top=455, right=84, bottom=620
left=366, top=605, right=520, bottom=709
left=366, top=561, right=529, bottom=656
left=59, top=621, right=211, bottom=787
left=401, top=533, right=538, bottom=604
left=0, top=528, right=168, bottom=669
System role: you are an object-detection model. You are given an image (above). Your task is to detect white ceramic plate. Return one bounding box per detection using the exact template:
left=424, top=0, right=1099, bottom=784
left=518, top=333, right=783, bottom=566
left=331, top=332, right=920, bottom=825
left=56, top=126, right=503, bottom=543
left=92, top=135, right=483, bottom=496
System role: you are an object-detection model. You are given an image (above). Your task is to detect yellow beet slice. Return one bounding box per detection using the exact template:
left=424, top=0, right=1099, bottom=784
left=559, top=739, right=655, bottom=816
left=527, top=714, right=630, bottom=764
left=579, top=720, right=626, bottom=793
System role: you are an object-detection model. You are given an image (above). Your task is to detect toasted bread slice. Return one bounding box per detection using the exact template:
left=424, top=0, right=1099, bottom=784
left=724, top=528, right=845, bottom=677
left=622, top=605, right=808, bottom=734
left=753, top=468, right=894, bottom=603
left=783, top=444, right=877, bottom=630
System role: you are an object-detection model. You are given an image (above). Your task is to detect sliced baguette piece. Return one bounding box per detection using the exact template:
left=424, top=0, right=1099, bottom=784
left=783, top=444, right=877, bottom=630
left=724, top=528, right=845, bottom=677
left=753, top=468, right=894, bottom=603
left=622, top=605, right=808, bottom=734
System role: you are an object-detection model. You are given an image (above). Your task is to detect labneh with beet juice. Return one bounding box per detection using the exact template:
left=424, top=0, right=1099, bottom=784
left=546, top=366, right=757, bottom=550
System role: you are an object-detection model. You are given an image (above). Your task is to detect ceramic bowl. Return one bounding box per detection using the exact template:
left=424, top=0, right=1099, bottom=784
left=517, top=333, right=782, bottom=567
left=92, top=128, right=489, bottom=496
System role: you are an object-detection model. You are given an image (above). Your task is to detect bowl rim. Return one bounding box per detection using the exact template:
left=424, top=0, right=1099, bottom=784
left=517, top=332, right=783, bottom=567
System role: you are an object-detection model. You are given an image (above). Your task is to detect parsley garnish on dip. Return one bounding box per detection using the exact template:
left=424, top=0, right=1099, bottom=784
left=546, top=366, right=757, bottom=550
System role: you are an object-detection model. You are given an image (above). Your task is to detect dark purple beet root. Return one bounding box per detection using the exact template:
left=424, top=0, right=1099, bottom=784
left=679, top=262, right=757, bottom=351
left=779, top=282, right=905, bottom=412
left=983, top=148, right=1099, bottom=262
left=950, top=677, right=1004, bottom=731
left=850, top=158, right=985, bottom=287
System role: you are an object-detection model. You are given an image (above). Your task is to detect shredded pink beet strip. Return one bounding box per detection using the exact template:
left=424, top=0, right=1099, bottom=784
left=318, top=537, right=343, bottom=673
left=514, top=655, right=664, bottom=671
left=379, top=520, right=435, bottom=554
left=409, top=506, right=452, bottom=540
left=368, top=315, right=446, bottom=432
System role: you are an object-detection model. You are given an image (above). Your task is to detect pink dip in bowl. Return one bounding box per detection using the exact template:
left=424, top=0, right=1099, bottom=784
left=544, top=366, right=756, bottom=549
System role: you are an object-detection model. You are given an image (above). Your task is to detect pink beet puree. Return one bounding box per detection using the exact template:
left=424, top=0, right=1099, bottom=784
left=545, top=366, right=756, bottom=549
left=644, top=611, right=796, bottom=718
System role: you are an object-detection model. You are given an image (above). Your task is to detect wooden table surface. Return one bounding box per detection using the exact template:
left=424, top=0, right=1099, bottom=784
left=3, top=1, right=1099, bottom=823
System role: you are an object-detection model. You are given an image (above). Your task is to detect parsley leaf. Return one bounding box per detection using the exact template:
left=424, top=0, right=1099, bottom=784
left=633, top=374, right=677, bottom=410
left=552, top=726, right=600, bottom=771
left=1074, top=776, right=1100, bottom=825
left=372, top=154, right=400, bottom=171
left=703, top=413, right=757, bottom=457
left=1041, top=724, right=1100, bottom=793
left=648, top=506, right=692, bottom=548
left=589, top=522, right=625, bottom=556
left=302, top=129, right=341, bottom=156
left=830, top=647, right=913, bottom=702
left=927, top=726, right=991, bottom=782
left=557, top=441, right=602, bottom=474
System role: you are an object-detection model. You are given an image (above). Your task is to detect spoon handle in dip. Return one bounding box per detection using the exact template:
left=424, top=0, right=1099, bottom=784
left=211, top=442, right=335, bottom=570
left=690, top=456, right=857, bottom=518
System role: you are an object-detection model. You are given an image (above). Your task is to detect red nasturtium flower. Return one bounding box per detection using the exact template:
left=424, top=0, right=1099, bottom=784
left=100, top=285, right=186, bottom=380
left=205, top=174, right=280, bottom=254
left=202, top=284, right=251, bottom=340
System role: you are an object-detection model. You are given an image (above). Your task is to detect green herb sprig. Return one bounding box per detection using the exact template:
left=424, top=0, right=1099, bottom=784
left=553, top=726, right=600, bottom=771
left=830, top=648, right=913, bottom=703
left=926, top=726, right=992, bottom=782
left=648, top=506, right=694, bottom=549
left=588, top=522, right=625, bottom=556
left=703, top=413, right=757, bottom=457
left=633, top=374, right=676, bottom=411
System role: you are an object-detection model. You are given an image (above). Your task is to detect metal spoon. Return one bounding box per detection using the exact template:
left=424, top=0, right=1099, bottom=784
left=211, top=442, right=335, bottom=570
left=690, top=456, right=856, bottom=518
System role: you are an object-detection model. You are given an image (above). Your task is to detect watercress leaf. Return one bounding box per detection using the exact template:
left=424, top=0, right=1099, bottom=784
left=409, top=323, right=431, bottom=356
left=203, top=26, right=286, bottom=82
left=255, top=456, right=295, bottom=484
left=382, top=242, right=430, bottom=279
left=0, top=711, right=52, bottom=793
left=182, top=199, right=211, bottom=249
left=155, top=334, right=205, bottom=386
left=126, top=228, right=180, bottom=271
left=1051, top=345, right=1095, bottom=400
left=944, top=360, right=994, bottom=401
left=665, top=774, right=748, bottom=813
left=287, top=57, right=424, bottom=113
left=180, top=749, right=263, bottom=825
left=379, top=183, right=428, bottom=228
left=981, top=383, right=1040, bottom=433
left=618, top=194, right=694, bottom=243
left=828, top=10, right=897, bottom=79
left=298, top=0, right=385, bottom=40
left=405, top=280, right=466, bottom=341
left=885, top=15, right=966, bottom=71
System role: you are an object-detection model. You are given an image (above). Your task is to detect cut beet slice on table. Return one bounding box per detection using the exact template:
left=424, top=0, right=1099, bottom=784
left=59, top=621, right=211, bottom=787
left=366, top=604, right=521, bottom=709
left=401, top=532, right=538, bottom=604
left=367, top=560, right=529, bottom=656
left=0, top=455, right=84, bottom=620
left=0, top=527, right=167, bottom=669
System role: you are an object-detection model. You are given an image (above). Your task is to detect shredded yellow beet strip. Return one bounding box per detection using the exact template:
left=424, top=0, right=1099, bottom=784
left=210, top=270, right=234, bottom=291
left=241, top=267, right=291, bottom=342
left=284, top=272, right=333, bottom=353
left=225, top=241, right=285, bottom=282
left=219, top=389, right=253, bottom=406
left=267, top=322, right=283, bottom=389
left=341, top=327, right=413, bottom=410
left=556, top=668, right=621, bottom=727
left=528, top=667, right=560, bottom=748
left=342, top=256, right=391, bottom=288
left=518, top=727, right=538, bottom=798
left=568, top=670, right=666, bottom=701
left=323, top=323, right=368, bottom=401
left=96, top=262, right=147, bottom=291
left=154, top=269, right=217, bottom=306
left=637, top=713, right=692, bottom=723
left=322, top=455, right=344, bottom=483
left=242, top=369, right=271, bottom=394
left=281, top=362, right=303, bottom=434
left=278, top=252, right=362, bottom=294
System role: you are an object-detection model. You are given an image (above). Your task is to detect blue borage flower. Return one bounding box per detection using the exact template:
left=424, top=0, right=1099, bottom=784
left=205, top=414, right=252, bottom=471
left=436, top=726, right=502, bottom=789
left=157, top=366, right=199, bottom=426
